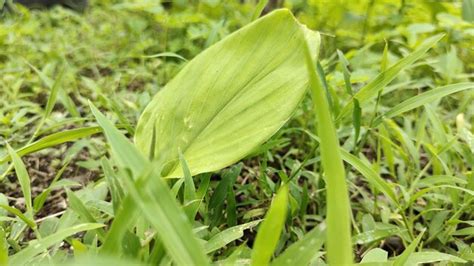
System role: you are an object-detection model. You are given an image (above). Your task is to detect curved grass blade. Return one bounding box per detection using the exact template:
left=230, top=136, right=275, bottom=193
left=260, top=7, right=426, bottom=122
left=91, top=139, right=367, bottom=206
left=405, top=252, right=466, bottom=265
left=9, top=223, right=104, bottom=265
left=205, top=220, right=261, bottom=254
left=0, top=204, right=36, bottom=229
left=6, top=144, right=33, bottom=218
left=373, top=82, right=474, bottom=126
left=271, top=223, right=326, bottom=266
left=251, top=185, right=289, bottom=266
left=340, top=150, right=398, bottom=205
left=336, top=34, right=444, bottom=122
left=0, top=127, right=102, bottom=165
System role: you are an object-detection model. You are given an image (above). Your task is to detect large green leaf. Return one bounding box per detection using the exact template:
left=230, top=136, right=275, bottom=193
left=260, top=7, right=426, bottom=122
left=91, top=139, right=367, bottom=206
left=135, top=9, right=320, bottom=178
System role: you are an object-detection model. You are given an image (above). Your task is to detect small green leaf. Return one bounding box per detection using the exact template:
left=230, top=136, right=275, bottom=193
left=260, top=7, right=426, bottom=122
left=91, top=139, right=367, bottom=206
left=271, top=224, right=326, bottom=266
left=251, top=185, right=289, bottom=266
left=360, top=248, right=388, bottom=263
left=205, top=220, right=261, bottom=254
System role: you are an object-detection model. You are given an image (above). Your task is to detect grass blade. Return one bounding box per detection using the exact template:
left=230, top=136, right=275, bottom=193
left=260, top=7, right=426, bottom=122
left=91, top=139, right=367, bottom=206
left=9, top=223, right=104, bottom=265
left=405, top=251, right=466, bottom=264
left=251, top=184, right=289, bottom=266
left=336, top=34, right=444, bottom=122
left=125, top=167, right=210, bottom=266
left=6, top=144, right=33, bottom=218
left=304, top=43, right=353, bottom=263
left=393, top=230, right=424, bottom=266
left=252, top=0, right=269, bottom=21
left=31, top=68, right=65, bottom=139
left=271, top=223, right=326, bottom=266
left=65, top=189, right=106, bottom=241
left=89, top=102, right=209, bottom=265
left=0, top=204, right=36, bottom=229
left=340, top=150, right=398, bottom=205
left=205, top=220, right=261, bottom=254
left=373, top=82, right=474, bottom=126
left=0, top=127, right=102, bottom=165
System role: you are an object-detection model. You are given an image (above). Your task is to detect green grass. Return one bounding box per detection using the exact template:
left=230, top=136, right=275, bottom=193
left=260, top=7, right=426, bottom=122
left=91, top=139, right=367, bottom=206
left=0, top=1, right=473, bottom=265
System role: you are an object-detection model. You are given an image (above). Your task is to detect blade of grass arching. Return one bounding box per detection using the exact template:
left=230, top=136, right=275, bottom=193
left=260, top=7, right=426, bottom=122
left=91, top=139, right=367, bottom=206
left=293, top=128, right=398, bottom=208
left=0, top=205, right=36, bottom=229
left=304, top=44, right=353, bottom=264
left=336, top=34, right=444, bottom=122
left=9, top=223, right=104, bottom=265
left=205, top=220, right=261, bottom=254
left=252, top=0, right=269, bottom=21
left=142, top=52, right=187, bottom=61
left=0, top=127, right=102, bottom=165
left=271, top=223, right=326, bottom=266
left=89, top=102, right=209, bottom=265
left=89, top=102, right=144, bottom=177
left=65, top=189, right=106, bottom=241
left=340, top=150, right=398, bottom=206
left=6, top=144, right=33, bottom=219
left=393, top=230, right=425, bottom=266
left=373, top=82, right=474, bottom=126
left=251, top=184, right=289, bottom=266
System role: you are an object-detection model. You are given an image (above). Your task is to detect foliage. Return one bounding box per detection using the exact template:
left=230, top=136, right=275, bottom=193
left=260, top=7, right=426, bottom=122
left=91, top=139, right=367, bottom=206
left=0, top=0, right=473, bottom=265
